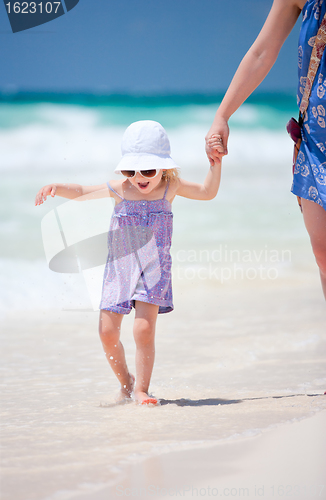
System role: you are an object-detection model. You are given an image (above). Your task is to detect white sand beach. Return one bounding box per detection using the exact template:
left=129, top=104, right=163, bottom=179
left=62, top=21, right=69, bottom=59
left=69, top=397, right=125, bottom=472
left=88, top=410, right=326, bottom=500
left=1, top=279, right=325, bottom=500
left=192, top=410, right=326, bottom=500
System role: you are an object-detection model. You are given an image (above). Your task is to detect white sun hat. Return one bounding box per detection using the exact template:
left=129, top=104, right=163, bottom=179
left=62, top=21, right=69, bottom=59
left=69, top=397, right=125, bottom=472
left=114, top=120, right=179, bottom=173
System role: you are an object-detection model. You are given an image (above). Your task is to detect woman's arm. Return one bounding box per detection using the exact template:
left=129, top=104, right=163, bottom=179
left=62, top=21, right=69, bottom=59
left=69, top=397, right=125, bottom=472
left=206, top=0, right=304, bottom=165
left=35, top=182, right=108, bottom=206
left=175, top=160, right=222, bottom=200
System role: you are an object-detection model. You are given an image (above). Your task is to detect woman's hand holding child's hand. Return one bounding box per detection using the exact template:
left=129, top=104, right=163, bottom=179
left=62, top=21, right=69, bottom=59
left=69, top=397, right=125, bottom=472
left=205, top=115, right=229, bottom=166
left=35, top=184, right=57, bottom=206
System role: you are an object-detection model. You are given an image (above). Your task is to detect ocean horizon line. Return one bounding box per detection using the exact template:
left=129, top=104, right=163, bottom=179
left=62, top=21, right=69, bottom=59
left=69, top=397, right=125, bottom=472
left=0, top=89, right=298, bottom=109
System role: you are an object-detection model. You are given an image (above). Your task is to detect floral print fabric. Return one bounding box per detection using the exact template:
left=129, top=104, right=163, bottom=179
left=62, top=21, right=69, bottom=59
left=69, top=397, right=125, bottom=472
left=292, top=0, right=326, bottom=208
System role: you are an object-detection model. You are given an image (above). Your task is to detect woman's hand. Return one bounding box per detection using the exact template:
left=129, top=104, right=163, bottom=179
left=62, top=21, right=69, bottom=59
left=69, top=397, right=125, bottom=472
left=205, top=115, right=229, bottom=166
left=35, top=184, right=57, bottom=206
left=205, top=0, right=303, bottom=166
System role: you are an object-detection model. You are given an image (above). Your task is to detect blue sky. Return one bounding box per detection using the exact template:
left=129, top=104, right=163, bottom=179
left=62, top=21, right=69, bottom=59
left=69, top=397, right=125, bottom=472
left=0, top=0, right=302, bottom=94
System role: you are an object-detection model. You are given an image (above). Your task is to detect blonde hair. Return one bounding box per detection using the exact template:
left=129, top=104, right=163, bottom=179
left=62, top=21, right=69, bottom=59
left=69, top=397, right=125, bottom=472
left=162, top=168, right=180, bottom=182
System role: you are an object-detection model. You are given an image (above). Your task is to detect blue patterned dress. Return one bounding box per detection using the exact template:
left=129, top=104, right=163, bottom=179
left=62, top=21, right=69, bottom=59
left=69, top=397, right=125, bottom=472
left=292, top=0, right=326, bottom=209
left=100, top=182, right=173, bottom=314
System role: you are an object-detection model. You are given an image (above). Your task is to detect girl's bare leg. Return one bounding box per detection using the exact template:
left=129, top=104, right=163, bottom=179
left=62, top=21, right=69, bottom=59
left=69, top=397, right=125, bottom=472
left=301, top=198, right=326, bottom=300
left=133, top=301, right=159, bottom=404
left=99, top=310, right=134, bottom=400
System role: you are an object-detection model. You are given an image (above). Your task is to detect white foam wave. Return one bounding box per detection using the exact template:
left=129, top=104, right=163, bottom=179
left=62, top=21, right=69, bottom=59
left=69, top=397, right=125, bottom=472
left=0, top=258, right=93, bottom=317
left=0, top=121, right=124, bottom=171
left=0, top=104, right=293, bottom=171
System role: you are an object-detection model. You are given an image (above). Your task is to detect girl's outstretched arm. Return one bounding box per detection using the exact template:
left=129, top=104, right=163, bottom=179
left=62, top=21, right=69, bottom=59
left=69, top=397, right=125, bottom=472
left=35, top=182, right=108, bottom=206
left=205, top=0, right=304, bottom=165
left=175, top=160, right=221, bottom=201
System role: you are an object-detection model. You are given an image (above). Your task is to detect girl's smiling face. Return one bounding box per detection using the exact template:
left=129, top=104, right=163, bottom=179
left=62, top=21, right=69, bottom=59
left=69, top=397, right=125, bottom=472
left=127, top=170, right=165, bottom=194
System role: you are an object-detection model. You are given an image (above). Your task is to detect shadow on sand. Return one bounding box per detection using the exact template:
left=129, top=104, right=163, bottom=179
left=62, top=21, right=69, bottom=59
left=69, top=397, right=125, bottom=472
left=159, top=398, right=242, bottom=407
left=158, top=392, right=324, bottom=408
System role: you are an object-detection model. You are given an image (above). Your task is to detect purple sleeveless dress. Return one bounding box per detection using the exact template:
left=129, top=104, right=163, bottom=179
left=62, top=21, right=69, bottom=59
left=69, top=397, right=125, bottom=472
left=100, top=182, right=173, bottom=314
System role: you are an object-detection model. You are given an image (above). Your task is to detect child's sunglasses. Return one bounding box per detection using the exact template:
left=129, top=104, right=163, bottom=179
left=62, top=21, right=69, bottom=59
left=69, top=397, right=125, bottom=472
left=121, top=169, right=159, bottom=179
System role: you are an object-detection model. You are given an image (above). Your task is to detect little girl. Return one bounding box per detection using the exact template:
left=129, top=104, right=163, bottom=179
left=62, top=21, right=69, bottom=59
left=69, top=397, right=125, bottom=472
left=35, top=120, right=221, bottom=406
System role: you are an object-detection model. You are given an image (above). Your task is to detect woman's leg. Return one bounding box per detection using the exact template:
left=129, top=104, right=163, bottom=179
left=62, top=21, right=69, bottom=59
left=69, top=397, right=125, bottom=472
left=99, top=310, right=134, bottom=399
left=133, top=301, right=159, bottom=404
left=301, top=198, right=326, bottom=299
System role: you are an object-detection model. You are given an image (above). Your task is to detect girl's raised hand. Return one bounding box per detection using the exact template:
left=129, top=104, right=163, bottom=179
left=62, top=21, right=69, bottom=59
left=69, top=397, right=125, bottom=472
left=35, top=184, right=57, bottom=206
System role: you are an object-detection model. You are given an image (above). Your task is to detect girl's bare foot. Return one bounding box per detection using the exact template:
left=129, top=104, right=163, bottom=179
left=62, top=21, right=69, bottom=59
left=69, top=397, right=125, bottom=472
left=134, top=390, right=158, bottom=406
left=116, top=373, right=135, bottom=404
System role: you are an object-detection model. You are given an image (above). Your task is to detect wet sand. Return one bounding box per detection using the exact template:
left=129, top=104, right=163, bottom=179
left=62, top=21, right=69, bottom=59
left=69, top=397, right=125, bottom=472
left=87, top=410, right=326, bottom=500
left=1, top=281, right=325, bottom=500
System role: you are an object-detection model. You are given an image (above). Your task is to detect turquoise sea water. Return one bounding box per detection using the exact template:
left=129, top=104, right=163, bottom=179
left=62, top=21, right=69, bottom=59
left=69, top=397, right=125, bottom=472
left=1, top=91, right=312, bottom=315
left=0, top=91, right=297, bottom=130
